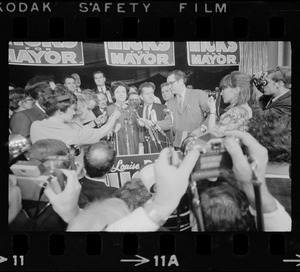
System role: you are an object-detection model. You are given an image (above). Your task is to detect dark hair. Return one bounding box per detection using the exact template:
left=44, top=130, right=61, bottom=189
left=113, top=179, right=152, bottom=211
left=160, top=82, right=169, bottom=89
left=39, top=85, right=77, bottom=116
left=26, top=82, right=52, bottom=100
left=63, top=75, right=75, bottom=84
left=138, top=82, right=156, bottom=95
left=129, top=85, right=138, bottom=93
left=25, top=75, right=54, bottom=92
left=9, top=88, right=31, bottom=111
left=248, top=110, right=291, bottom=163
left=267, top=66, right=291, bottom=89
left=93, top=71, right=105, bottom=77
left=28, top=139, right=70, bottom=169
left=128, top=92, right=140, bottom=99
left=84, top=141, right=116, bottom=178
left=199, top=174, right=255, bottom=231
left=167, top=70, right=187, bottom=84
left=110, top=81, right=129, bottom=96
left=219, top=71, right=255, bottom=106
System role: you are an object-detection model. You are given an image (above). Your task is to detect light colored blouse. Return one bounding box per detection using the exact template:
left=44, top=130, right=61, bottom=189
left=210, top=103, right=252, bottom=137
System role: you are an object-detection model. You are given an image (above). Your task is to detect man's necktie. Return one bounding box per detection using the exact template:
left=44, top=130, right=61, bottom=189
left=178, top=95, right=183, bottom=111
left=266, top=98, right=273, bottom=108
left=145, top=105, right=150, bottom=119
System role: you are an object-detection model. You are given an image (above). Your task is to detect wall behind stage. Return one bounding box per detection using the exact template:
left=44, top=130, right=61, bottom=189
left=8, top=42, right=238, bottom=102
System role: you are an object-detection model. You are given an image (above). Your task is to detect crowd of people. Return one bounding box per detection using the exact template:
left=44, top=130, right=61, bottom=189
left=8, top=66, right=291, bottom=231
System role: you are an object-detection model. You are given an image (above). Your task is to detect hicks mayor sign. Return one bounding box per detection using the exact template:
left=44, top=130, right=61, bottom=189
left=187, top=41, right=240, bottom=66
left=104, top=42, right=175, bottom=67
left=9, top=42, right=84, bottom=66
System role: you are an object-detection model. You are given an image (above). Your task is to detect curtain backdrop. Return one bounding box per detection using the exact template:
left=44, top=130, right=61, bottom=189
left=239, top=42, right=268, bottom=75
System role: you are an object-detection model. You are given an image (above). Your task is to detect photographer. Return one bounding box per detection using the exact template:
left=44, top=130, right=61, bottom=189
left=43, top=131, right=291, bottom=231
left=255, top=66, right=291, bottom=117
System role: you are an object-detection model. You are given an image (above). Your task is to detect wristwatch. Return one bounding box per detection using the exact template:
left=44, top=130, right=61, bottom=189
left=199, top=125, right=207, bottom=133
left=143, top=199, right=168, bottom=226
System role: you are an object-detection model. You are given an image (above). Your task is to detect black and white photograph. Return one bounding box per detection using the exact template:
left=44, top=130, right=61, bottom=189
left=2, top=1, right=299, bottom=271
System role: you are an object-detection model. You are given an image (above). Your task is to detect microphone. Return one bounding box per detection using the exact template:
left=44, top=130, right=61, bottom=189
left=152, top=121, right=167, bottom=137
left=150, top=109, right=167, bottom=137
left=123, top=118, right=131, bottom=155
left=163, top=108, right=174, bottom=127
left=147, top=125, right=157, bottom=144
left=114, top=122, right=122, bottom=133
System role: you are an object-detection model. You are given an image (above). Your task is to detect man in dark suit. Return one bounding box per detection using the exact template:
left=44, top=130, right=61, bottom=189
left=10, top=82, right=49, bottom=143
left=92, top=71, right=114, bottom=105
left=78, top=141, right=118, bottom=207
left=137, top=82, right=171, bottom=153
left=258, top=66, right=291, bottom=117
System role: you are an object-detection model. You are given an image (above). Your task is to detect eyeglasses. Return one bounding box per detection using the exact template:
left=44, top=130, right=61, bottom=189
left=167, top=80, right=177, bottom=86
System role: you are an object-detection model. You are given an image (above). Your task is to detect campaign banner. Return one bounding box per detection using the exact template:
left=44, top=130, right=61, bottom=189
left=187, top=41, right=240, bottom=66
left=107, top=153, right=160, bottom=188
left=9, top=42, right=84, bottom=66
left=104, top=42, right=175, bottom=66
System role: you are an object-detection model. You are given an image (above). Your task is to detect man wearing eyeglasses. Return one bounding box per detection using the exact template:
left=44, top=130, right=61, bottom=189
left=258, top=66, right=291, bottom=117
left=166, top=70, right=209, bottom=149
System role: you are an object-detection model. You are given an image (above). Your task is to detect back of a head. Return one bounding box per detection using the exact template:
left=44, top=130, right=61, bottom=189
left=39, top=85, right=77, bottom=116
left=84, top=141, right=116, bottom=178
left=25, top=76, right=55, bottom=99
left=113, top=178, right=152, bottom=211
left=9, top=88, right=31, bottom=111
left=220, top=71, right=254, bottom=106
left=199, top=175, right=255, bottom=231
left=28, top=139, right=70, bottom=169
left=248, top=110, right=291, bottom=163
left=67, top=198, right=130, bottom=231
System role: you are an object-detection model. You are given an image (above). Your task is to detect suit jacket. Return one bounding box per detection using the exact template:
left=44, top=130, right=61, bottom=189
left=138, top=103, right=171, bottom=153
left=92, top=106, right=107, bottom=118
left=167, top=88, right=209, bottom=147
left=258, top=90, right=291, bottom=117
left=78, top=176, right=118, bottom=208
left=10, top=104, right=47, bottom=141
left=93, top=85, right=114, bottom=105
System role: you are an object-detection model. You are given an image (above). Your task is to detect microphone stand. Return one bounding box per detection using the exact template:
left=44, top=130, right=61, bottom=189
left=115, top=131, right=119, bottom=155
left=164, top=110, right=174, bottom=147
left=145, top=135, right=151, bottom=153
left=124, top=118, right=131, bottom=155
left=151, top=125, right=162, bottom=151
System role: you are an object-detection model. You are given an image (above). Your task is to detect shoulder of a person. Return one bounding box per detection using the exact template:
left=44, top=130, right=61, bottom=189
left=153, top=102, right=166, bottom=109
left=11, top=110, right=26, bottom=119
left=107, top=104, right=115, bottom=110
left=187, top=88, right=206, bottom=96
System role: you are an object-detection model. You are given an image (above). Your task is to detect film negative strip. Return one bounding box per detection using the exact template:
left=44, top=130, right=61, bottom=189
left=1, top=1, right=300, bottom=271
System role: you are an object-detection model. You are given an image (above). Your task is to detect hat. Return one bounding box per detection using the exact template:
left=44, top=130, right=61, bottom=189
left=138, top=163, right=156, bottom=193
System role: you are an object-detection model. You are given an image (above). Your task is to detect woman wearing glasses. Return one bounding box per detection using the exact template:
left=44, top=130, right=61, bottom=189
left=9, top=88, right=35, bottom=133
